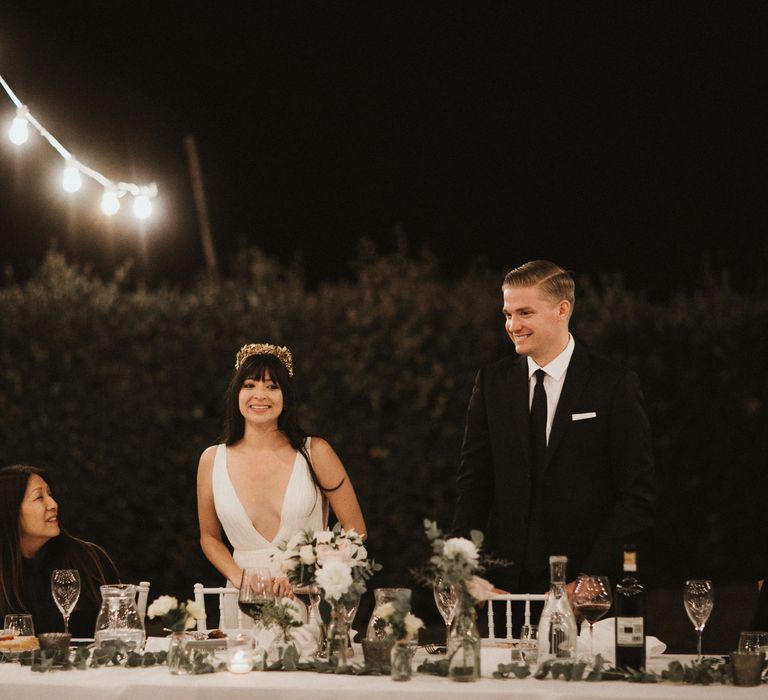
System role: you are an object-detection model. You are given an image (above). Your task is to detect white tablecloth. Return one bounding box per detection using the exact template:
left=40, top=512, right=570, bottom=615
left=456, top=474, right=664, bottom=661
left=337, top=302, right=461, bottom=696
left=1, top=643, right=764, bottom=700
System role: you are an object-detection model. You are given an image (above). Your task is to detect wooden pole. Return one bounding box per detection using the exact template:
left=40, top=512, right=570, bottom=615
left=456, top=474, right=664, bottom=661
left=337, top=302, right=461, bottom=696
left=184, top=134, right=219, bottom=283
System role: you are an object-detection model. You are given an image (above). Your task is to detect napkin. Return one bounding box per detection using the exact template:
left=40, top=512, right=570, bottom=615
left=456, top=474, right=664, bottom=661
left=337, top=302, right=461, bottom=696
left=578, top=617, right=666, bottom=662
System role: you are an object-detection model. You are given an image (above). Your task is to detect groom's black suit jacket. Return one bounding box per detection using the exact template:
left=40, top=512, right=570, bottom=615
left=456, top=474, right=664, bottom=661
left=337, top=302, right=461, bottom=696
left=453, top=342, right=656, bottom=590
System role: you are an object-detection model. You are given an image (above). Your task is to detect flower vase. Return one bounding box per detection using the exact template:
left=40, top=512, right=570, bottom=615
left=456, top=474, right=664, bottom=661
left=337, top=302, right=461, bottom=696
left=326, top=604, right=349, bottom=667
left=390, top=642, right=413, bottom=681
left=167, top=632, right=193, bottom=675
left=267, top=628, right=297, bottom=665
left=447, top=597, right=480, bottom=682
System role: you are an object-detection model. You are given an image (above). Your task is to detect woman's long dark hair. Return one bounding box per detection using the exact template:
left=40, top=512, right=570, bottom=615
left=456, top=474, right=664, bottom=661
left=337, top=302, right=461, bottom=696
left=222, top=353, right=342, bottom=492
left=0, top=465, right=117, bottom=619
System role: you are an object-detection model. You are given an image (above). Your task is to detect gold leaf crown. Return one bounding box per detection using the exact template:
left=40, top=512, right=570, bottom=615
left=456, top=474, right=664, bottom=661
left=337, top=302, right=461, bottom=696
left=234, top=343, right=294, bottom=376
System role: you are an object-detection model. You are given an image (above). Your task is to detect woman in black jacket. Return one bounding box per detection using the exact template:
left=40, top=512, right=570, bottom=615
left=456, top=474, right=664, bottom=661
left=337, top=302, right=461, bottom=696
left=0, top=464, right=119, bottom=637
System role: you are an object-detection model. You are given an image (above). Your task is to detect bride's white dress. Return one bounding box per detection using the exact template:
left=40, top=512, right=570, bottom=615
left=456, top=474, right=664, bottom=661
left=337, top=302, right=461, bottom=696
left=212, top=438, right=326, bottom=645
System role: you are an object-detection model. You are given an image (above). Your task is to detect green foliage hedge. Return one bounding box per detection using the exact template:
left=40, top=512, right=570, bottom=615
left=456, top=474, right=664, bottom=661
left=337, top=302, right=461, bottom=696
left=1, top=250, right=766, bottom=601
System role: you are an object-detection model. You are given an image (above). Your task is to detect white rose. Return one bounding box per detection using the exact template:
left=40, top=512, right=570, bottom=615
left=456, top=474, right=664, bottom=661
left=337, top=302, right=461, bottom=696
left=280, top=597, right=304, bottom=623
left=314, top=530, right=334, bottom=544
left=404, top=612, right=424, bottom=640
left=443, top=537, right=479, bottom=566
left=185, top=600, right=206, bottom=620
left=147, top=595, right=178, bottom=619
left=286, top=532, right=305, bottom=552
left=299, top=544, right=316, bottom=565
left=375, top=602, right=395, bottom=620
left=314, top=560, right=353, bottom=601
left=281, top=550, right=299, bottom=573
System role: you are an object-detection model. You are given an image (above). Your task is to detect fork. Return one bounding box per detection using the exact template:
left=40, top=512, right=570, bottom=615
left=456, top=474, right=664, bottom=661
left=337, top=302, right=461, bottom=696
left=423, top=644, right=446, bottom=654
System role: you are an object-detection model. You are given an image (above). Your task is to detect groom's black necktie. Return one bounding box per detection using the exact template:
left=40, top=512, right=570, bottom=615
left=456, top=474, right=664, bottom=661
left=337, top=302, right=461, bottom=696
left=530, top=369, right=548, bottom=472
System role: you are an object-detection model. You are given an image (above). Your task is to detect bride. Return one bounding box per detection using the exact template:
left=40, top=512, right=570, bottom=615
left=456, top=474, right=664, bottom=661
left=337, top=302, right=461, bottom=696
left=197, top=343, right=366, bottom=628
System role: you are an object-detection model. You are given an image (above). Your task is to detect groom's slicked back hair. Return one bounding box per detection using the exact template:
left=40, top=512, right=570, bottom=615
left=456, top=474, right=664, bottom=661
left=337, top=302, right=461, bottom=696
left=502, top=260, right=575, bottom=307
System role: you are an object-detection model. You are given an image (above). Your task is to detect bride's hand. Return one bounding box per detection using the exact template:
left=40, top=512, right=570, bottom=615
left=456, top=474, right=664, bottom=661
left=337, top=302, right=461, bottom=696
left=272, top=576, right=293, bottom=598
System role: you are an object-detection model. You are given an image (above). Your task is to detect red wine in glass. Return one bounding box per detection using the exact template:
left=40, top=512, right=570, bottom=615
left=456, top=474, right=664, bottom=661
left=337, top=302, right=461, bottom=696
left=238, top=598, right=272, bottom=622
left=576, top=602, right=611, bottom=624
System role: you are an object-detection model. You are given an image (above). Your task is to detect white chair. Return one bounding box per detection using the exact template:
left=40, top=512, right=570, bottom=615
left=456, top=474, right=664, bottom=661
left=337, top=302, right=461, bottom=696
left=193, top=583, right=240, bottom=632
left=485, top=593, right=547, bottom=642
left=135, top=581, right=150, bottom=620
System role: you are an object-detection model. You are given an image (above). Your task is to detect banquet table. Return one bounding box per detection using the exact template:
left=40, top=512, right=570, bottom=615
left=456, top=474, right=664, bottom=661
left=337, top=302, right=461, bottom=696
left=2, top=643, right=765, bottom=700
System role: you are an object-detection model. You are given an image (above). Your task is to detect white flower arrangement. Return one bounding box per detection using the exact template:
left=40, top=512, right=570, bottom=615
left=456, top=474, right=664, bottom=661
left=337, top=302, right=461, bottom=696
left=147, top=595, right=205, bottom=632
left=277, top=524, right=380, bottom=608
left=373, top=598, right=424, bottom=643
left=420, top=520, right=502, bottom=606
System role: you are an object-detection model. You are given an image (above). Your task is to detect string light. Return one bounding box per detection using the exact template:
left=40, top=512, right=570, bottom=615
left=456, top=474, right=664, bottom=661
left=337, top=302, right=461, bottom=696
left=0, top=72, right=158, bottom=220
left=62, top=160, right=83, bottom=193
left=9, top=107, right=29, bottom=145
left=101, top=187, right=120, bottom=216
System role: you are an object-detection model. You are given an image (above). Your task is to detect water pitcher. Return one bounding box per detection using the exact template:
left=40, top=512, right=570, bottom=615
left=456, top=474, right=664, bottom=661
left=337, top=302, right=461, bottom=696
left=94, top=584, right=146, bottom=651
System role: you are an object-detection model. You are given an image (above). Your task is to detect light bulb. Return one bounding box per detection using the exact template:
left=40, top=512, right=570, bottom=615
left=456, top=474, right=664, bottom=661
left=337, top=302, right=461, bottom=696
left=101, top=189, right=120, bottom=216
left=133, top=193, right=152, bottom=219
left=62, top=163, right=82, bottom=193
left=9, top=115, right=29, bottom=145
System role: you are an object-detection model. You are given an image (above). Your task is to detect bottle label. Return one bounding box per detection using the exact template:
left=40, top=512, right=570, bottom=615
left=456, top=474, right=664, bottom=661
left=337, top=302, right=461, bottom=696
left=623, top=550, right=637, bottom=572
left=616, top=617, right=644, bottom=647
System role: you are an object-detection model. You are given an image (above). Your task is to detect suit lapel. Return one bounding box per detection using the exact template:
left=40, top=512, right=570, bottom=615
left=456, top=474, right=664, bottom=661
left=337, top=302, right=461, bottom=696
left=543, top=343, right=591, bottom=472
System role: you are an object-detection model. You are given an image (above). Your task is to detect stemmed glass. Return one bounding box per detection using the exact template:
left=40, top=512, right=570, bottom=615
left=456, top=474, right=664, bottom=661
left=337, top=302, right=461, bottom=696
left=572, top=574, right=612, bottom=662
left=519, top=623, right=538, bottom=665
left=238, top=568, right=275, bottom=628
left=684, top=579, right=713, bottom=661
left=51, top=569, right=80, bottom=634
left=433, top=575, right=457, bottom=649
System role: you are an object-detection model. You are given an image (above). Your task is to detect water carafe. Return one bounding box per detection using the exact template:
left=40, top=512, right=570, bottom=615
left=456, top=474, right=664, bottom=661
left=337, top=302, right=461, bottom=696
left=365, top=588, right=411, bottom=640
left=94, top=584, right=146, bottom=651
left=537, top=555, right=577, bottom=661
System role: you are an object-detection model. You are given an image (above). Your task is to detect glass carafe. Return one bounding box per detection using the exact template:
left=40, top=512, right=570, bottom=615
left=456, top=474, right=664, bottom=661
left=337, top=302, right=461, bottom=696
left=365, top=588, right=411, bottom=640
left=94, top=584, right=146, bottom=652
left=537, top=555, right=577, bottom=661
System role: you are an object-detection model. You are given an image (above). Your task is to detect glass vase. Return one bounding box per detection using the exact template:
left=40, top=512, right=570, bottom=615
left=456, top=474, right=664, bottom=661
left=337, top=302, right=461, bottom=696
left=267, top=628, right=297, bottom=664
left=167, top=632, right=193, bottom=675
left=390, top=642, right=413, bottom=681
left=326, top=603, right=349, bottom=667
left=447, top=596, right=480, bottom=682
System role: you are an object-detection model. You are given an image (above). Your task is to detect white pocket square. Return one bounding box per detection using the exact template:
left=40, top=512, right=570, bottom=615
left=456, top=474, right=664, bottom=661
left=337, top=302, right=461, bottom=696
left=572, top=412, right=597, bottom=421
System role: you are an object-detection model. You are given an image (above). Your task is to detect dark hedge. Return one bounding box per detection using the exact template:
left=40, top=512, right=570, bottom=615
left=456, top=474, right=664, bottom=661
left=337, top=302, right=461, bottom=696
left=1, top=250, right=766, bottom=606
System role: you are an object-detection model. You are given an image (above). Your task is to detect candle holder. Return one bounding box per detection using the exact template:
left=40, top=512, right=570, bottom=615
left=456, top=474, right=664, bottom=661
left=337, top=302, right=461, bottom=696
left=731, top=650, right=765, bottom=686
left=226, top=633, right=254, bottom=674
left=38, top=633, right=71, bottom=663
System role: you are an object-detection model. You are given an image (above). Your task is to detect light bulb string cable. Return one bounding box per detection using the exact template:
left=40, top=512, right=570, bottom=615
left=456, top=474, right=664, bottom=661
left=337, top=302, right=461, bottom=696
left=0, top=72, right=156, bottom=198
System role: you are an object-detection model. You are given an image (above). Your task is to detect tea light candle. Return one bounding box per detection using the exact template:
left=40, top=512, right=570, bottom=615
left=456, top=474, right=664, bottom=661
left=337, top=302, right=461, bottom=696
left=228, top=649, right=252, bottom=674
left=226, top=633, right=254, bottom=674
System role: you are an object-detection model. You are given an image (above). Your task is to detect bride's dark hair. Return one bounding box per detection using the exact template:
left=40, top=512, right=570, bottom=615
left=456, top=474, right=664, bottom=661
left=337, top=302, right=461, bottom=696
left=222, top=354, right=342, bottom=491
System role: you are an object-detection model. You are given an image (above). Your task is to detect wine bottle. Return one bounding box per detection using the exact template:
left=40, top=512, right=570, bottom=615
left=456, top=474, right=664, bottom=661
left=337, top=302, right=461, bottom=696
left=614, top=544, right=646, bottom=670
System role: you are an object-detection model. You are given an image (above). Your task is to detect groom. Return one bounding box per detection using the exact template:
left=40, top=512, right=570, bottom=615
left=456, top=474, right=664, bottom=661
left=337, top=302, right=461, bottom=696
left=452, top=260, right=655, bottom=598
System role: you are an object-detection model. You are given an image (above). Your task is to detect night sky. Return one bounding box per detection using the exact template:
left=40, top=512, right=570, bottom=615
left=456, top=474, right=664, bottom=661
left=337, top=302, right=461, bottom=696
left=1, top=2, right=766, bottom=293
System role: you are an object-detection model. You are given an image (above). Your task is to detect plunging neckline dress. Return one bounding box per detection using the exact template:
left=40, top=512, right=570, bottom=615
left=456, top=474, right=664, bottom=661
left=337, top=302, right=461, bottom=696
left=212, top=438, right=326, bottom=629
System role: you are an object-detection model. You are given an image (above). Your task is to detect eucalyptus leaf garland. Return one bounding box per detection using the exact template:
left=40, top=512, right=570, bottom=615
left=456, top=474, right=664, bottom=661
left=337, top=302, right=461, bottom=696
left=3, top=641, right=757, bottom=685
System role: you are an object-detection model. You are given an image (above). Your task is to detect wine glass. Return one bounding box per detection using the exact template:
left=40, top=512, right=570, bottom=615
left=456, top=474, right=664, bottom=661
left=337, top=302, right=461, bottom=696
left=572, top=574, right=612, bottom=662
left=238, top=568, right=275, bottom=628
left=342, top=590, right=361, bottom=655
left=519, top=623, right=538, bottom=665
left=51, top=569, right=80, bottom=634
left=4, top=613, right=35, bottom=636
left=739, top=630, right=768, bottom=655
left=683, top=579, right=713, bottom=661
left=433, top=575, right=457, bottom=649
